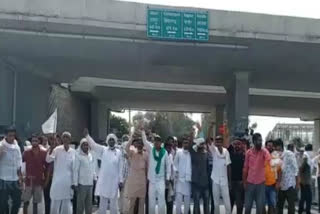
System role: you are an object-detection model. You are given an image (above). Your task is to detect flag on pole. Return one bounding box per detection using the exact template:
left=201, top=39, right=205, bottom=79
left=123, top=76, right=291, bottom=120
left=42, top=109, right=57, bottom=134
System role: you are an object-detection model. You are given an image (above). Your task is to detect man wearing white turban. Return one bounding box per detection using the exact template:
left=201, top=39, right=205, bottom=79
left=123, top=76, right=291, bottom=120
left=46, top=131, right=76, bottom=214
left=73, top=138, right=96, bottom=214
left=84, top=129, right=123, bottom=214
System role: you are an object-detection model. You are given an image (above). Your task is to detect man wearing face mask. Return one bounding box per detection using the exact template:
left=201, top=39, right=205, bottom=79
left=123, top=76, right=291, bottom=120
left=243, top=133, right=271, bottom=214
left=84, top=129, right=123, bottom=214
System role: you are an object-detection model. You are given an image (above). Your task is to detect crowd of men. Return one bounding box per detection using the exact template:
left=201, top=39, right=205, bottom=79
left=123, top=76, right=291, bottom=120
left=0, top=122, right=320, bottom=214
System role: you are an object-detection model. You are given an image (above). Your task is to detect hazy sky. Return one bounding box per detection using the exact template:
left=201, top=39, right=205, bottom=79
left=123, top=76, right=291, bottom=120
left=249, top=116, right=313, bottom=140
left=121, top=0, right=320, bottom=18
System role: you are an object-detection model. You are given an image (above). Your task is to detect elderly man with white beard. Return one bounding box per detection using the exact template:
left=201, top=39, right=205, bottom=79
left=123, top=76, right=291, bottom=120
left=46, top=132, right=76, bottom=214
left=84, top=129, right=123, bottom=214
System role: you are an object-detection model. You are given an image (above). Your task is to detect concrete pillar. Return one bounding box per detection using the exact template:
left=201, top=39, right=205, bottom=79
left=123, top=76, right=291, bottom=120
left=90, top=101, right=110, bottom=141
left=313, top=120, right=320, bottom=153
left=107, top=109, right=111, bottom=135
left=226, top=72, right=249, bottom=136
left=0, top=68, right=13, bottom=127
left=49, top=85, right=89, bottom=140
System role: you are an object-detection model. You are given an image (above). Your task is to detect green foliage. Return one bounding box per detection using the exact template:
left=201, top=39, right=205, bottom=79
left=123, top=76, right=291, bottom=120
left=110, top=114, right=129, bottom=138
left=133, top=112, right=195, bottom=139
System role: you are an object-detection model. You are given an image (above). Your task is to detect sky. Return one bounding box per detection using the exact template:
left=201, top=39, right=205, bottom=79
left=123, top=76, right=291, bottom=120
left=121, top=0, right=320, bottom=19
left=249, top=116, right=313, bottom=140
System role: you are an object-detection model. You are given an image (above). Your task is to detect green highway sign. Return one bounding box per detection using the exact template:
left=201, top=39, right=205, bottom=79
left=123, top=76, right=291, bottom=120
left=147, top=8, right=209, bottom=41
left=183, top=12, right=196, bottom=40
left=196, top=13, right=209, bottom=40
left=147, top=10, right=162, bottom=37
left=162, top=11, right=182, bottom=39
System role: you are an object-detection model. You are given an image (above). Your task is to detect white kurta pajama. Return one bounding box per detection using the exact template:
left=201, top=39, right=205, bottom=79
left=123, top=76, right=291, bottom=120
left=46, top=145, right=76, bottom=214
left=142, top=131, right=171, bottom=214
left=73, top=139, right=96, bottom=214
left=86, top=134, right=123, bottom=214
left=209, top=145, right=232, bottom=214
left=174, top=149, right=192, bottom=214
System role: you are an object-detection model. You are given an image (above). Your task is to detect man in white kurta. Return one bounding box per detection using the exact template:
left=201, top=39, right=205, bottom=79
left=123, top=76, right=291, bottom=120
left=174, top=137, right=192, bottom=214
left=142, top=130, right=171, bottom=214
left=208, top=136, right=232, bottom=214
left=46, top=132, right=76, bottom=214
left=73, top=138, right=96, bottom=214
left=84, top=130, right=123, bottom=214
left=0, top=127, right=22, bottom=214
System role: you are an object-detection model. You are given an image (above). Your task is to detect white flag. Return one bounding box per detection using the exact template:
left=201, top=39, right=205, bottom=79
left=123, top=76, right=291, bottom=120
left=42, top=109, right=57, bottom=134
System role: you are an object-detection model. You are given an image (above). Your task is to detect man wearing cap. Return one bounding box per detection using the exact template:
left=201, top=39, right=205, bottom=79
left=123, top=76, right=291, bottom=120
left=84, top=129, right=123, bottom=214
left=141, top=128, right=171, bottom=214
left=46, top=131, right=76, bottom=214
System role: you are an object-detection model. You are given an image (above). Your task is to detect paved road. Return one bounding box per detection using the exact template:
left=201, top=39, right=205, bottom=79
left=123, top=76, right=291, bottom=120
left=15, top=195, right=320, bottom=214
left=18, top=205, right=320, bottom=214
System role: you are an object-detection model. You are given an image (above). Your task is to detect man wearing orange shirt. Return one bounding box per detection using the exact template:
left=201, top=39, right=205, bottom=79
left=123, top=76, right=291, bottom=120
left=264, top=140, right=278, bottom=214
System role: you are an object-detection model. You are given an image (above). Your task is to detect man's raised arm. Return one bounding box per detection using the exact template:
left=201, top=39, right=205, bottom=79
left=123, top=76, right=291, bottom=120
left=84, top=128, right=104, bottom=159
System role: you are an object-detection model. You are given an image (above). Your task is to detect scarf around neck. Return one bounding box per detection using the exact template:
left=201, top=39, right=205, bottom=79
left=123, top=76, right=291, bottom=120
left=152, top=147, right=166, bottom=174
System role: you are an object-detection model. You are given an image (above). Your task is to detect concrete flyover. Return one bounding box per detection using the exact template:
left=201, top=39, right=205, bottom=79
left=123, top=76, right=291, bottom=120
left=1, top=0, right=320, bottom=139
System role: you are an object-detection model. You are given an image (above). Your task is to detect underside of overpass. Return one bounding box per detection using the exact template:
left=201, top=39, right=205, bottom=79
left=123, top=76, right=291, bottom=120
left=70, top=77, right=320, bottom=118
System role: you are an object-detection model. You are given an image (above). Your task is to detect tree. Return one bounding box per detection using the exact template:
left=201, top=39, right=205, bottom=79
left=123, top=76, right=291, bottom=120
left=132, top=111, right=195, bottom=139
left=110, top=114, right=129, bottom=138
